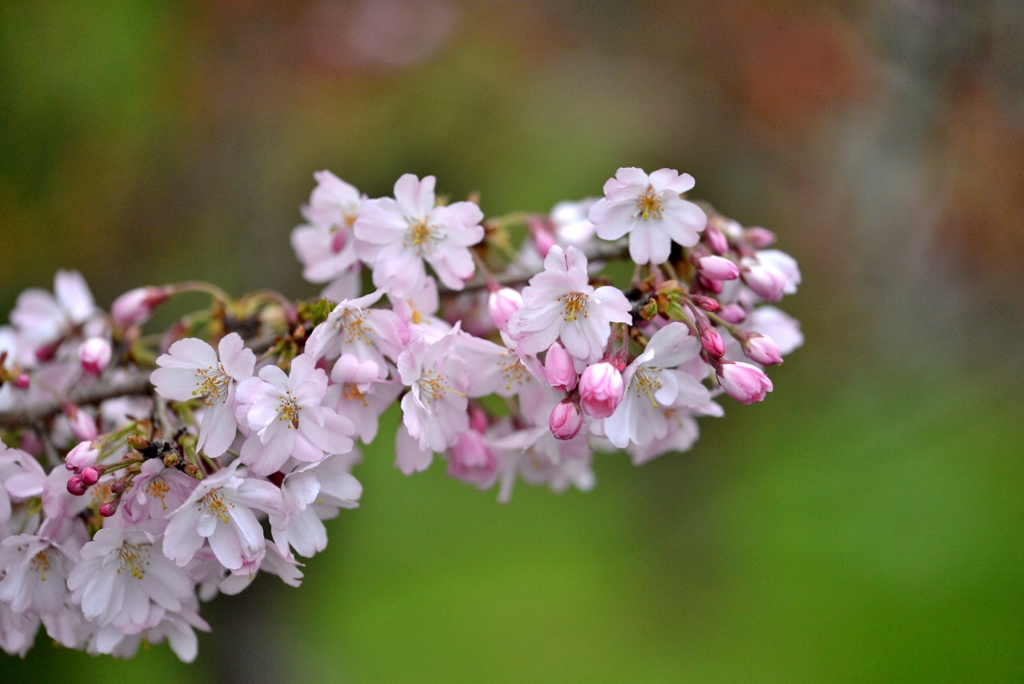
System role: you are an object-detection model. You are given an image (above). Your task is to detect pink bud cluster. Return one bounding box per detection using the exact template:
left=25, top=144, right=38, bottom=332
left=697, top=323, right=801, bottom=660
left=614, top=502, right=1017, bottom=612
left=0, top=165, right=801, bottom=662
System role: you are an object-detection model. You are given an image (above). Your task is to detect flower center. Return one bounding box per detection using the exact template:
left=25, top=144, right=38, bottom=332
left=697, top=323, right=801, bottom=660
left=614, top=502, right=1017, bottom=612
left=146, top=478, right=171, bottom=510
left=117, top=542, right=151, bottom=580
left=634, top=186, right=663, bottom=221
left=417, top=369, right=464, bottom=404
left=343, top=383, right=368, bottom=406
left=202, top=489, right=234, bottom=523
left=29, top=549, right=53, bottom=581
left=558, top=292, right=589, bottom=322
left=404, top=218, right=444, bottom=255
left=633, top=367, right=663, bottom=409
left=193, top=364, right=229, bottom=405
left=499, top=352, right=532, bottom=392
left=278, top=392, right=301, bottom=428
left=334, top=309, right=372, bottom=346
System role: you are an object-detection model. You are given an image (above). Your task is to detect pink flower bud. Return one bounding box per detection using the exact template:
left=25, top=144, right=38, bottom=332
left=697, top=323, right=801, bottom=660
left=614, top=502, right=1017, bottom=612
left=80, top=466, right=103, bottom=486
left=111, top=286, right=171, bottom=328
left=79, top=337, right=112, bottom=376
left=718, top=362, right=773, bottom=404
left=698, top=256, right=740, bottom=281
left=704, top=225, right=729, bottom=255
left=488, top=287, right=523, bottom=330
left=528, top=217, right=557, bottom=258
left=549, top=400, right=583, bottom=440
left=65, top=406, right=98, bottom=441
left=447, top=430, right=497, bottom=487
left=14, top=374, right=29, bottom=390
left=66, top=441, right=100, bottom=470
left=718, top=303, right=747, bottom=324
left=468, top=405, right=489, bottom=434
left=743, top=334, right=783, bottom=366
left=700, top=328, right=726, bottom=358
left=742, top=264, right=786, bottom=302
left=743, top=227, right=776, bottom=248
left=698, top=275, right=724, bottom=294
left=690, top=295, right=719, bottom=313
left=99, top=500, right=119, bottom=517
left=579, top=362, right=624, bottom=418
left=66, top=477, right=88, bottom=496
left=544, top=342, right=577, bottom=392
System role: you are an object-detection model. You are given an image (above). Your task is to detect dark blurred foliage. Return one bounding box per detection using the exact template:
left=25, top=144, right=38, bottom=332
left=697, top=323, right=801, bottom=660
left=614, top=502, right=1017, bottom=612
left=1, top=1, right=1022, bottom=682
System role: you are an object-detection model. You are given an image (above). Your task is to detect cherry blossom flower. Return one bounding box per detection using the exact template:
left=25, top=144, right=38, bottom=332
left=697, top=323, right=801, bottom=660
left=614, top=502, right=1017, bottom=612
left=88, top=601, right=209, bottom=663
left=492, top=427, right=594, bottom=503
left=304, top=284, right=405, bottom=366
left=354, top=173, right=484, bottom=297
left=110, top=286, right=172, bottom=329
left=162, top=461, right=283, bottom=570
left=121, top=460, right=196, bottom=524
left=290, top=170, right=364, bottom=301
left=0, top=534, right=75, bottom=616
left=10, top=270, right=97, bottom=350
left=269, top=452, right=362, bottom=559
left=0, top=603, right=39, bottom=657
left=328, top=356, right=402, bottom=444
left=507, top=245, right=631, bottom=362
left=389, top=276, right=452, bottom=344
left=236, top=354, right=355, bottom=477
left=78, top=337, right=112, bottom=375
left=625, top=410, right=700, bottom=466
left=603, top=323, right=713, bottom=449
left=151, top=333, right=256, bottom=458
left=550, top=198, right=598, bottom=247
left=68, top=528, right=194, bottom=631
left=588, top=167, right=707, bottom=265
left=397, top=328, right=469, bottom=453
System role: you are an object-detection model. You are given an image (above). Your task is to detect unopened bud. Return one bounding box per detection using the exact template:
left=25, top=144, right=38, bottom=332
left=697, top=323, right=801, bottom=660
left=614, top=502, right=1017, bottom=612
left=66, top=441, right=100, bottom=470
left=717, top=361, right=773, bottom=404
left=743, top=227, right=776, bottom=248
left=528, top=217, right=557, bottom=258
left=183, top=463, right=205, bottom=480
left=111, top=286, right=172, bottom=328
left=741, top=264, right=786, bottom=302
left=14, top=374, right=30, bottom=390
left=109, top=477, right=127, bottom=495
left=80, top=466, right=103, bottom=486
left=544, top=342, right=578, bottom=392
left=79, top=337, right=112, bottom=376
left=704, top=225, right=729, bottom=255
left=698, top=275, right=724, bottom=294
left=698, top=256, right=740, bottom=281
left=549, top=400, right=583, bottom=440
left=690, top=295, right=719, bottom=313
left=66, top=477, right=88, bottom=496
left=579, top=362, right=624, bottom=419
left=64, top=406, right=98, bottom=441
left=700, top=328, right=726, bottom=358
left=487, top=288, right=523, bottom=330
left=718, top=303, right=747, bottom=324
left=743, top=334, right=783, bottom=366
left=126, top=435, right=151, bottom=452
left=468, top=405, right=489, bottom=434
left=99, top=500, right=120, bottom=517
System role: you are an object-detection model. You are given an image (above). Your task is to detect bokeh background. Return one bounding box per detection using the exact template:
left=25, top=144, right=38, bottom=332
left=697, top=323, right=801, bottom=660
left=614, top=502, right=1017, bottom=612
left=2, top=0, right=1024, bottom=681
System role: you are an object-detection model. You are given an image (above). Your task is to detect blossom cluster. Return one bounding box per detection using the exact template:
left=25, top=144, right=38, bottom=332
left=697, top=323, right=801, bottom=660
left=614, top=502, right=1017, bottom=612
left=0, top=166, right=801, bottom=662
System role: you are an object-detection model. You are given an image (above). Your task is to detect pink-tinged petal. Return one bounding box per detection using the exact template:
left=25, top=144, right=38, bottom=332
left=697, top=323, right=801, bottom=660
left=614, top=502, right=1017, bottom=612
left=246, top=393, right=282, bottom=431
left=664, top=171, right=696, bottom=195
left=300, top=410, right=354, bottom=455
left=643, top=322, right=699, bottom=368
left=592, top=200, right=638, bottom=241
left=161, top=338, right=217, bottom=368
left=394, top=173, right=436, bottom=217
left=282, top=510, right=327, bottom=558
left=646, top=168, right=680, bottom=192
left=353, top=197, right=409, bottom=244
left=218, top=333, right=255, bottom=381
left=207, top=523, right=244, bottom=570
left=257, top=365, right=290, bottom=393
left=623, top=222, right=650, bottom=265
left=150, top=367, right=200, bottom=402
left=196, top=514, right=217, bottom=538
left=395, top=423, right=433, bottom=475
left=240, top=429, right=294, bottom=477
left=163, top=506, right=205, bottom=566
left=234, top=478, right=284, bottom=514
left=660, top=200, right=706, bottom=248
left=228, top=505, right=266, bottom=555
left=291, top=431, right=324, bottom=463
left=593, top=286, right=633, bottom=324
left=54, top=270, right=95, bottom=324
left=197, top=401, right=237, bottom=458
left=612, top=167, right=649, bottom=189
left=604, top=394, right=634, bottom=449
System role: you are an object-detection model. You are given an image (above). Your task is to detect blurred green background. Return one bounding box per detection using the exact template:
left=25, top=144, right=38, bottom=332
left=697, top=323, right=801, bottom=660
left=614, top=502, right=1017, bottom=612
left=2, top=1, right=1023, bottom=682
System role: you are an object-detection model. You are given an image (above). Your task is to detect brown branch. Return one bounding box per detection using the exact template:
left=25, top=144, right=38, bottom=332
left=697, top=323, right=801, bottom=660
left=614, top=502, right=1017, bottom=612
left=0, top=241, right=629, bottom=430
left=0, top=335, right=277, bottom=430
